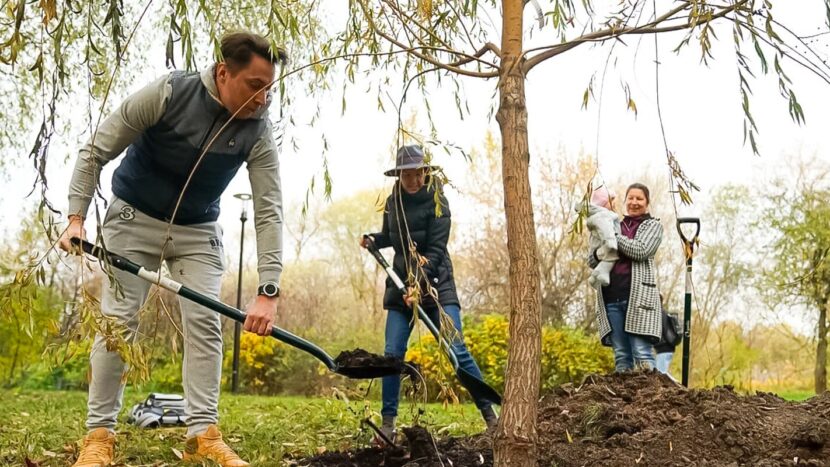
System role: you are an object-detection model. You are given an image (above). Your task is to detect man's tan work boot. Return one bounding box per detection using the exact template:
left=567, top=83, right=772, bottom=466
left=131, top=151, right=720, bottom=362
left=183, top=425, right=249, bottom=466
left=72, top=428, right=115, bottom=467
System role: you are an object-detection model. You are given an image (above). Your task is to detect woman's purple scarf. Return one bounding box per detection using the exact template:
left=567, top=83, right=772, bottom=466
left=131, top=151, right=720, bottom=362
left=610, top=214, right=650, bottom=276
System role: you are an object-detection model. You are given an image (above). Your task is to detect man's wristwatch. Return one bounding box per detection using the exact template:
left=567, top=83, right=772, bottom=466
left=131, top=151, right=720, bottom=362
left=257, top=282, right=280, bottom=298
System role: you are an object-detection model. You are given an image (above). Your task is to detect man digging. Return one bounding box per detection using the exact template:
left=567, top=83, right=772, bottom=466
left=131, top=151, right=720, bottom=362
left=58, top=31, right=286, bottom=467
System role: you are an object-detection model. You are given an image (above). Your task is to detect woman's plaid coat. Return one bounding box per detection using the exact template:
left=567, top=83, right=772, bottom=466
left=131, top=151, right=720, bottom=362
left=588, top=217, right=664, bottom=346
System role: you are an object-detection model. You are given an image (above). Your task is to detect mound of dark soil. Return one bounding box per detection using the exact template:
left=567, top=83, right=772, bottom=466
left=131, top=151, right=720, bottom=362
left=535, top=371, right=830, bottom=466
left=293, top=425, right=492, bottom=467
left=293, top=371, right=830, bottom=466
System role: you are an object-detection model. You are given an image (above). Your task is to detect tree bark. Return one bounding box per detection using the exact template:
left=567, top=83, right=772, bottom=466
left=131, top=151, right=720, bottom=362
left=493, top=1, right=542, bottom=466
left=817, top=300, right=828, bottom=394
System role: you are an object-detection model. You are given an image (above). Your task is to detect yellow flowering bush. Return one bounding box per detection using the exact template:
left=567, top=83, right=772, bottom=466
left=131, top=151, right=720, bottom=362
left=405, top=314, right=614, bottom=400
left=222, top=332, right=291, bottom=392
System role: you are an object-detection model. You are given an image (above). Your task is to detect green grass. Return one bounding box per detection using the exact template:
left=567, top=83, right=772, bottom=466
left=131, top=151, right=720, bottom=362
left=774, top=389, right=815, bottom=401
left=0, top=389, right=483, bottom=466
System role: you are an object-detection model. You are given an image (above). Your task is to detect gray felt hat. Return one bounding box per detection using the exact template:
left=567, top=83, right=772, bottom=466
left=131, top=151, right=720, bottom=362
left=384, top=145, right=435, bottom=177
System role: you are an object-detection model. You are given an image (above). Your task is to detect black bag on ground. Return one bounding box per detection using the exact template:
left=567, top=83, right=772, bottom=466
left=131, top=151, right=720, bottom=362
left=656, top=310, right=683, bottom=353
left=127, top=393, right=186, bottom=428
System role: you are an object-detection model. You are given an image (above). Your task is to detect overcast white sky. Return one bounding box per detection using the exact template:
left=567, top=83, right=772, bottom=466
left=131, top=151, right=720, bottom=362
left=2, top=2, right=828, bottom=276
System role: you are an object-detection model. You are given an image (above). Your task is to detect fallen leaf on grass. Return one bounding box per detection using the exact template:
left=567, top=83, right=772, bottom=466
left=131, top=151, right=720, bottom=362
left=24, top=458, right=40, bottom=467
left=437, top=423, right=459, bottom=434
left=171, top=448, right=183, bottom=460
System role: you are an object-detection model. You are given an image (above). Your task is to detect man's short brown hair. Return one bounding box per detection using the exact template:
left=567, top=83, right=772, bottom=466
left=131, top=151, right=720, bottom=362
left=220, top=31, right=287, bottom=72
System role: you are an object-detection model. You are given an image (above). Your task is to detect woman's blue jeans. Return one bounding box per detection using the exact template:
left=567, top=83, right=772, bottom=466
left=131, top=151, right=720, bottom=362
left=655, top=352, right=676, bottom=381
left=605, top=299, right=655, bottom=371
left=382, top=304, right=490, bottom=417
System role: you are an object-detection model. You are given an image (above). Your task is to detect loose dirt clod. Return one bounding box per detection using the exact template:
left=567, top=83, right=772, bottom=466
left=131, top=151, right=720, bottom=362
left=333, top=349, right=399, bottom=368
left=293, top=371, right=830, bottom=466
left=333, top=348, right=420, bottom=380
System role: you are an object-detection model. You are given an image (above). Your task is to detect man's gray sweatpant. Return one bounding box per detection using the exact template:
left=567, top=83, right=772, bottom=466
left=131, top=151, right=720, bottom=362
left=87, top=196, right=226, bottom=436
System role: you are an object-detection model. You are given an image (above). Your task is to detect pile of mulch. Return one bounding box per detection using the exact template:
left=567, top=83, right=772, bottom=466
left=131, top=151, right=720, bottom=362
left=292, top=371, right=830, bottom=466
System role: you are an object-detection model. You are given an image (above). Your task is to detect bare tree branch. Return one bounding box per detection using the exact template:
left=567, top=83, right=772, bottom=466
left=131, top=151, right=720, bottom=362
left=446, top=42, right=501, bottom=67
left=523, top=0, right=749, bottom=74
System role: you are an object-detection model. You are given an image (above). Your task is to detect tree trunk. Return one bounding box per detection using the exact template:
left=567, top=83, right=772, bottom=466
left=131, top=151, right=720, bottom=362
left=817, top=301, right=828, bottom=394
left=493, top=1, right=542, bottom=466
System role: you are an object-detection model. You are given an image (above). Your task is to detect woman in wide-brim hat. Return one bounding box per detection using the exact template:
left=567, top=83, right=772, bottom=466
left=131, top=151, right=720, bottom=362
left=360, top=144, right=497, bottom=443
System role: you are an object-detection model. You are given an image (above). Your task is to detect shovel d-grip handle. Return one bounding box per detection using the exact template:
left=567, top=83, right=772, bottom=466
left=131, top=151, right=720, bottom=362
left=362, top=235, right=405, bottom=290
left=676, top=217, right=701, bottom=258
left=676, top=218, right=701, bottom=244
left=70, top=237, right=339, bottom=371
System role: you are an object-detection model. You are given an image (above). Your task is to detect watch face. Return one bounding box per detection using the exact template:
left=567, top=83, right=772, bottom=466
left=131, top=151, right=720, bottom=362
left=261, top=283, right=278, bottom=297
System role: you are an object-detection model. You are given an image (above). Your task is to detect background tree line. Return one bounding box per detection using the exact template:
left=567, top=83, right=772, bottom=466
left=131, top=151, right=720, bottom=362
left=2, top=139, right=827, bottom=400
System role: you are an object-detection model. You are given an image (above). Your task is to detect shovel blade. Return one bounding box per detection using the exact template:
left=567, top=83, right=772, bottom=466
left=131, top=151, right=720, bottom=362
left=457, top=368, right=502, bottom=406
left=334, top=364, right=403, bottom=379
left=332, top=349, right=412, bottom=379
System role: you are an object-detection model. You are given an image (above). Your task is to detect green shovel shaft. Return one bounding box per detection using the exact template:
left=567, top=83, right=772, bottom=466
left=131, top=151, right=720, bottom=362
left=682, top=258, right=693, bottom=387
left=676, top=217, right=700, bottom=388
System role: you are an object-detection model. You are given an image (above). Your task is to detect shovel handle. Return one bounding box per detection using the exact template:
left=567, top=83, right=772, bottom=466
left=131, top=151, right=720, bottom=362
left=70, top=237, right=338, bottom=371
left=361, top=234, right=503, bottom=405
left=676, top=218, right=701, bottom=245
left=361, top=235, right=459, bottom=365
left=363, top=235, right=405, bottom=290
left=71, top=237, right=142, bottom=274
left=362, top=235, right=388, bottom=267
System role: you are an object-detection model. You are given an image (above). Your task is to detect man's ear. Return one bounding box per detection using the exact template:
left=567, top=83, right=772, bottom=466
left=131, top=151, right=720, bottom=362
left=215, top=62, right=229, bottom=85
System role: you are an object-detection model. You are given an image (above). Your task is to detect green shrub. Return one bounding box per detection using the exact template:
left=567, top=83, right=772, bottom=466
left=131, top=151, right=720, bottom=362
left=406, top=314, right=614, bottom=400
left=18, top=339, right=91, bottom=391
left=219, top=327, right=385, bottom=396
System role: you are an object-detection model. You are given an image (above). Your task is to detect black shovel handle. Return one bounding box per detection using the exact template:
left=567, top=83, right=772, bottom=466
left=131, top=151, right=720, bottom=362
left=676, top=218, right=701, bottom=247
left=70, top=238, right=338, bottom=372
left=362, top=235, right=502, bottom=405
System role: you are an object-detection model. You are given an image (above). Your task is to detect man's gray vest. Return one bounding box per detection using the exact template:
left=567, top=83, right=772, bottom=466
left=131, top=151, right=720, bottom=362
left=112, top=71, right=267, bottom=224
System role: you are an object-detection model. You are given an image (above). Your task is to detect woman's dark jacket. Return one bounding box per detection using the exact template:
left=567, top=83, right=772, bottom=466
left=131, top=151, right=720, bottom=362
left=370, top=180, right=459, bottom=311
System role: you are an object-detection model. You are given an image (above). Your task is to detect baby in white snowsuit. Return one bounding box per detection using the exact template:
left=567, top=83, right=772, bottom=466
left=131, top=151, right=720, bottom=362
left=581, top=187, right=620, bottom=289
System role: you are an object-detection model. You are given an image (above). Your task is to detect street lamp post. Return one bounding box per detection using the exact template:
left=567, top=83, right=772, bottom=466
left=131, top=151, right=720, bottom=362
left=231, top=193, right=252, bottom=393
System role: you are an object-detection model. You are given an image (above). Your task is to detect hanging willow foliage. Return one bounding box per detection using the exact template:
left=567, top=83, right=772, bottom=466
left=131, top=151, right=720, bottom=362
left=1, top=6, right=828, bottom=460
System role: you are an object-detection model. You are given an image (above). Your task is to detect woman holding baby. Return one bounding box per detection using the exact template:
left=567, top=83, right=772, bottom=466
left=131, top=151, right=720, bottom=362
left=587, top=183, right=663, bottom=372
